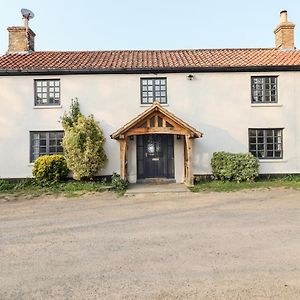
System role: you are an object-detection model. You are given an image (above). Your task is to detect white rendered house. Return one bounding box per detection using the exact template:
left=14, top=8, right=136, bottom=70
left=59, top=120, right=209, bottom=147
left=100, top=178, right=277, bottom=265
left=1, top=10, right=300, bottom=184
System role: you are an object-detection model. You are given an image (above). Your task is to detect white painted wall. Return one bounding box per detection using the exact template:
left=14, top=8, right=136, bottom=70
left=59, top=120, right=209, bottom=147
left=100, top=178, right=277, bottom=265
left=0, top=71, right=299, bottom=179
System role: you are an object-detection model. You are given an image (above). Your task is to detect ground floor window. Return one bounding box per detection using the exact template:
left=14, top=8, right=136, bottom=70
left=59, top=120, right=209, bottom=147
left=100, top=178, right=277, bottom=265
left=30, top=131, right=64, bottom=162
left=249, top=128, right=283, bottom=159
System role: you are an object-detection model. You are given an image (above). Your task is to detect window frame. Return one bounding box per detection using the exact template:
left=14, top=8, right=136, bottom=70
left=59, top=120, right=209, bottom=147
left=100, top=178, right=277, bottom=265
left=140, top=77, right=167, bottom=104
left=30, top=131, right=64, bottom=163
left=248, top=128, right=283, bottom=160
left=251, top=76, right=278, bottom=104
left=34, top=79, right=61, bottom=106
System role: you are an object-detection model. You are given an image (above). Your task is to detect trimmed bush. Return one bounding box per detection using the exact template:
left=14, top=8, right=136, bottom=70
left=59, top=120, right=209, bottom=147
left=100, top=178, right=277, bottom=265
left=32, top=155, right=69, bottom=184
left=211, top=152, right=259, bottom=182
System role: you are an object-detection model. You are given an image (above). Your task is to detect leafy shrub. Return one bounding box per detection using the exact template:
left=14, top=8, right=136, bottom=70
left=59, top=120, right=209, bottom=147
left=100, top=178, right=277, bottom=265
left=0, top=179, right=14, bottom=191
left=111, top=172, right=128, bottom=193
left=61, top=99, right=107, bottom=180
left=32, top=155, right=69, bottom=184
left=211, top=152, right=259, bottom=182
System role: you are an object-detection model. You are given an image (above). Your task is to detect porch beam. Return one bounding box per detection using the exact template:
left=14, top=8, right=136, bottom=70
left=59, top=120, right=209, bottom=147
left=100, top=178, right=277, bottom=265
left=119, top=139, right=127, bottom=180
left=185, top=135, right=193, bottom=186
left=125, top=127, right=189, bottom=136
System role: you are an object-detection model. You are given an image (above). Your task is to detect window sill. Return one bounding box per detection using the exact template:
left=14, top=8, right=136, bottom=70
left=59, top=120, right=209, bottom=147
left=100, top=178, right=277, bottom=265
left=251, top=104, right=282, bottom=107
left=259, top=159, right=286, bottom=163
left=140, top=103, right=169, bottom=107
left=33, top=105, right=62, bottom=109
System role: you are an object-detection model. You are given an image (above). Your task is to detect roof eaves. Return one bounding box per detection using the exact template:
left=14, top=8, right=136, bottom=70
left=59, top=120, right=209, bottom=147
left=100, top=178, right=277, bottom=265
left=1, top=65, right=300, bottom=76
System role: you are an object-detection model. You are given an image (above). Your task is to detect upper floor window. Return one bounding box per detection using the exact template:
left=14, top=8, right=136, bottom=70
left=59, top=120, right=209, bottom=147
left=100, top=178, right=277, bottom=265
left=35, top=79, right=61, bottom=106
left=251, top=76, right=278, bottom=103
left=249, top=128, right=283, bottom=159
left=141, top=78, right=167, bottom=104
left=30, top=131, right=64, bottom=162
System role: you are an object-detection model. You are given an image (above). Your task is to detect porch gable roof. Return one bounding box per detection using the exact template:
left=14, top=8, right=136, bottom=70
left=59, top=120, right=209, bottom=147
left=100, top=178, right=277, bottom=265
left=110, top=102, right=203, bottom=140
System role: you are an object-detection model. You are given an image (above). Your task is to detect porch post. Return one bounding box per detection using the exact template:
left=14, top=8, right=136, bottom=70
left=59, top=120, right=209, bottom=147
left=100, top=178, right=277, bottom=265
left=119, top=138, right=127, bottom=180
left=184, top=135, right=193, bottom=186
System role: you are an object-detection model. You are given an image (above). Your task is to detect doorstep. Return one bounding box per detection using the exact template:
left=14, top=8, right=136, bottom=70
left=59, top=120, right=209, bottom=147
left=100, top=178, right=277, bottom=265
left=125, top=183, right=190, bottom=195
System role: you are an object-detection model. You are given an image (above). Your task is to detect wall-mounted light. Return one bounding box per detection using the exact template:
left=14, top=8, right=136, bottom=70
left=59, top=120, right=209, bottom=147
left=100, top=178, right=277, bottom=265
left=129, top=136, right=134, bottom=141
left=177, top=135, right=181, bottom=140
left=187, top=74, right=195, bottom=80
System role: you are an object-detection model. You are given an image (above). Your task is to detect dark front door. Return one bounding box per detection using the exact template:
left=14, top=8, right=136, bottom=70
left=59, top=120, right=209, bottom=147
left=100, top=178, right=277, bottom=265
left=137, top=134, right=174, bottom=179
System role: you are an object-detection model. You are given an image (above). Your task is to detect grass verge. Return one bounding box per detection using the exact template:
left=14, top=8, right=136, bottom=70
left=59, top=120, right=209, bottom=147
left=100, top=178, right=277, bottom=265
left=190, top=176, right=300, bottom=192
left=0, top=179, right=112, bottom=198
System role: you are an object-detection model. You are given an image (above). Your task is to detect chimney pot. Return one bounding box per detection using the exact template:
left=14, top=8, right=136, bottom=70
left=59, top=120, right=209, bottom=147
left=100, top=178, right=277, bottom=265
left=280, top=10, right=288, bottom=23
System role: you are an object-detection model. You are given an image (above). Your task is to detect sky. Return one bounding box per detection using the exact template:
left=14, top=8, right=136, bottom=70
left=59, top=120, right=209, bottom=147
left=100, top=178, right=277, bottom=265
left=1, top=0, right=300, bottom=54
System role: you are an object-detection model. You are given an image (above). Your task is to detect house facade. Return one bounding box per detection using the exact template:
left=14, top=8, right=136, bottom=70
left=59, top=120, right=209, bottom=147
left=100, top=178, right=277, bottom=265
left=1, top=10, right=300, bottom=184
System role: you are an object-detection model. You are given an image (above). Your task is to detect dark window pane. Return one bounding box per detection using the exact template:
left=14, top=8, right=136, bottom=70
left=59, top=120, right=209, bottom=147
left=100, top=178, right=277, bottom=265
left=49, top=147, right=57, bottom=153
left=257, top=137, right=264, bottom=143
left=257, top=130, right=264, bottom=136
left=57, top=146, right=63, bottom=153
left=39, top=147, right=46, bottom=154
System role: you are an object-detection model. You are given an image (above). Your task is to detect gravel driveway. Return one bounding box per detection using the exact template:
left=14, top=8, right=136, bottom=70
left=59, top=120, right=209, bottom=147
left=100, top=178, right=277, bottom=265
left=1, top=189, right=300, bottom=299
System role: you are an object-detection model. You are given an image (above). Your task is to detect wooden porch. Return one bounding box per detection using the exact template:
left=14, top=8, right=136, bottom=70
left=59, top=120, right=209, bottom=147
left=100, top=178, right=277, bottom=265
left=111, top=102, right=203, bottom=186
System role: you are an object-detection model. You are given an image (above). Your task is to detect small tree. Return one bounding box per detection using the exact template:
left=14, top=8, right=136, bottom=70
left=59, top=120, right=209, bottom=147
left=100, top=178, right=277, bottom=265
left=62, top=99, right=107, bottom=180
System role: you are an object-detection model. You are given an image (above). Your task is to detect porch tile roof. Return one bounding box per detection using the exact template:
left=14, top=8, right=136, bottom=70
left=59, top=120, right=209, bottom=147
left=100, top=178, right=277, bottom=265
left=1, top=48, right=300, bottom=73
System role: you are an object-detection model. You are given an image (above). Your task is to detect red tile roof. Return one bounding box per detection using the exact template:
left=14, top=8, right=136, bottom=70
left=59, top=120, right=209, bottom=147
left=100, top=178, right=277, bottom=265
left=1, top=48, right=300, bottom=73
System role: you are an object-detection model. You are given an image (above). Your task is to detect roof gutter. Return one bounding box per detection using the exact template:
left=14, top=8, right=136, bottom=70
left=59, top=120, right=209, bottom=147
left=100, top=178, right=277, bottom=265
left=1, top=65, right=300, bottom=76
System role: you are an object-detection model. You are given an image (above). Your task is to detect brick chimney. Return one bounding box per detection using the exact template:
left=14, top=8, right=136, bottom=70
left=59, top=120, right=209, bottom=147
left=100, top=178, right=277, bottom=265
left=7, top=14, right=35, bottom=53
left=274, top=10, right=295, bottom=50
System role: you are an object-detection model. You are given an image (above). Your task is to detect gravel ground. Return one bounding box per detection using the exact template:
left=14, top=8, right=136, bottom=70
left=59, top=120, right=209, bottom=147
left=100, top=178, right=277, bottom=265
left=1, top=188, right=300, bottom=299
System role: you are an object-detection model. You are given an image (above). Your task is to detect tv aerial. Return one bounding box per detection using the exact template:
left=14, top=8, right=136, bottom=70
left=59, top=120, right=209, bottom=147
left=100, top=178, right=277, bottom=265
left=21, top=8, right=34, bottom=29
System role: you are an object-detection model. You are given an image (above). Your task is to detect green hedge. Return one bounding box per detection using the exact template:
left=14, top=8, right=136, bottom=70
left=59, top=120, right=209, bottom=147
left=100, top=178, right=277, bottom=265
left=211, top=152, right=259, bottom=182
left=32, top=155, right=69, bottom=184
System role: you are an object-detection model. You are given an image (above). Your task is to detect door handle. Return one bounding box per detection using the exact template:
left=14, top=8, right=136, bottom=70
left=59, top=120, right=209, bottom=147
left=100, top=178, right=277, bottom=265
left=145, top=153, right=148, bottom=158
